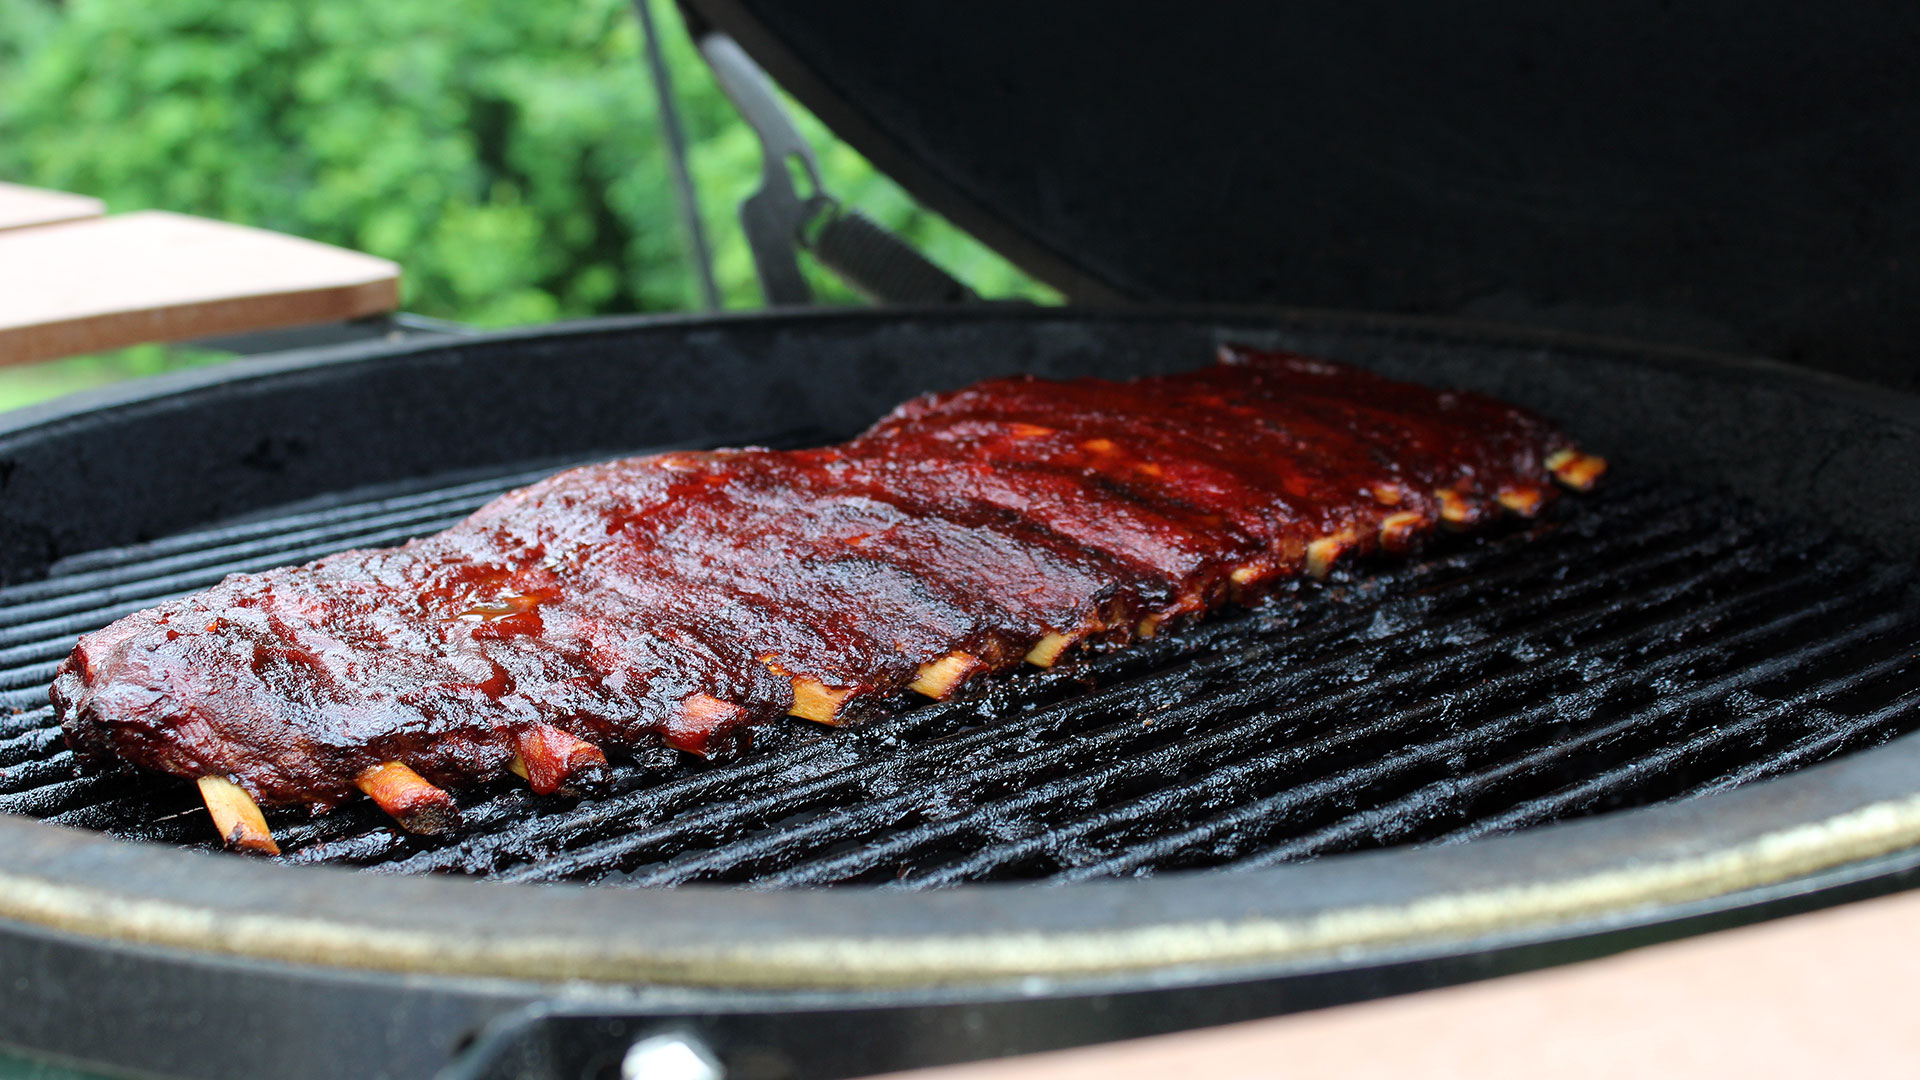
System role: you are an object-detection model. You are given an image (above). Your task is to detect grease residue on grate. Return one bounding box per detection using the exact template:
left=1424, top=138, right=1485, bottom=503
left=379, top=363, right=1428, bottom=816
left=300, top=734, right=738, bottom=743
left=4, top=467, right=1918, bottom=888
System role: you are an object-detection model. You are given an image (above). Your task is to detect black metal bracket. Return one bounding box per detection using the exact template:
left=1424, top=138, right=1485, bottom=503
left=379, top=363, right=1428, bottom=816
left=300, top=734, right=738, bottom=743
left=694, top=30, right=975, bottom=308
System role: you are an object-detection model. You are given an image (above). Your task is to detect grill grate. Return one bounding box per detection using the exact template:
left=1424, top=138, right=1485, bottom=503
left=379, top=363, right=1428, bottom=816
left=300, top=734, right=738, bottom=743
left=4, top=457, right=1919, bottom=888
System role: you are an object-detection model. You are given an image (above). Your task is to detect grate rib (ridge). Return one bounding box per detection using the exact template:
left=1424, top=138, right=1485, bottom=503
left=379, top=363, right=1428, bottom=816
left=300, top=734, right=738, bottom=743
left=2, top=467, right=1916, bottom=888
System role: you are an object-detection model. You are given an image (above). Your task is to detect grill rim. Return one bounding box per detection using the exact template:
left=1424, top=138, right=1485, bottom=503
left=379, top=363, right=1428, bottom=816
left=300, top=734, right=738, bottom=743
left=5, top=726, right=1920, bottom=991
left=4, top=304, right=1920, bottom=994
left=6, top=301, right=1905, bottom=443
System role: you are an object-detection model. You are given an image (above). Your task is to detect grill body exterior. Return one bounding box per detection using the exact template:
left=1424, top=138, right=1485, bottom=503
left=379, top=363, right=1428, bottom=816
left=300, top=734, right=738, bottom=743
left=4, top=307, right=1920, bottom=1079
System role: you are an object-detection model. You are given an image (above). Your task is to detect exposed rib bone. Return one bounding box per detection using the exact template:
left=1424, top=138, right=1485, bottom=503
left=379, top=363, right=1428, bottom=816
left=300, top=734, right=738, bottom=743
left=355, top=761, right=461, bottom=834
left=788, top=678, right=855, bottom=725
left=1306, top=533, right=1356, bottom=579
left=1025, top=631, right=1078, bottom=667
left=1435, top=489, right=1476, bottom=527
left=1498, top=486, right=1545, bottom=516
left=196, top=776, right=279, bottom=855
left=1547, top=448, right=1608, bottom=491
left=909, top=651, right=986, bottom=699
left=664, top=693, right=749, bottom=756
left=510, top=724, right=608, bottom=795
left=1378, top=511, right=1432, bottom=553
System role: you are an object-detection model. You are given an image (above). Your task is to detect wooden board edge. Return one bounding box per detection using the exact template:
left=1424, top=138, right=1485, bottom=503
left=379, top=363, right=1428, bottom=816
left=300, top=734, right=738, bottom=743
left=0, top=277, right=401, bottom=367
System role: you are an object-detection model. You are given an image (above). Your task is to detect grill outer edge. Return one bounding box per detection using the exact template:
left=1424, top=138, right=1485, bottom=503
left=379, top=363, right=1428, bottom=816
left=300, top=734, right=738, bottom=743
left=3, top=726, right=1920, bottom=990
left=6, top=306, right=1920, bottom=992
left=8, top=304, right=1920, bottom=584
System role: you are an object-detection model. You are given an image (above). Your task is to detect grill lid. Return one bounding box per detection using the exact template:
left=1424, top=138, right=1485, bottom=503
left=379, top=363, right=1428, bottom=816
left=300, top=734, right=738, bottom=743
left=684, top=1, right=1920, bottom=388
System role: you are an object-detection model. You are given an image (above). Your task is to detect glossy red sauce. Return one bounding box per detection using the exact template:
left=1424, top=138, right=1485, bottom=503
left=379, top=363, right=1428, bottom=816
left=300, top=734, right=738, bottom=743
left=53, top=347, right=1584, bottom=810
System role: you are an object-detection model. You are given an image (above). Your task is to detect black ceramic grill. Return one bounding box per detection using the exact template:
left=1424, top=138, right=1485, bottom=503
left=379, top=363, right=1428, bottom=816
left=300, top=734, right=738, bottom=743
left=8, top=448, right=1920, bottom=888
left=7, top=311, right=1920, bottom=1080
left=4, top=2, right=1920, bottom=1074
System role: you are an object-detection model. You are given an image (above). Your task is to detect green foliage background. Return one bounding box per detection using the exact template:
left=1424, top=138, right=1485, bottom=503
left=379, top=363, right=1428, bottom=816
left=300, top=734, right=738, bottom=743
left=0, top=0, right=1054, bottom=410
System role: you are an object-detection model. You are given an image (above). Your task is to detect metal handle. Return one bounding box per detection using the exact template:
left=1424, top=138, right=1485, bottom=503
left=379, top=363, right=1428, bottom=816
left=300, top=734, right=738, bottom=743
left=809, top=206, right=978, bottom=306
left=698, top=32, right=824, bottom=306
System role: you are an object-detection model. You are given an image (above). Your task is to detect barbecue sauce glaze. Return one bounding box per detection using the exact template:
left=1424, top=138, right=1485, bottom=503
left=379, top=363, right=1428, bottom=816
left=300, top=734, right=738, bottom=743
left=54, top=347, right=1587, bottom=812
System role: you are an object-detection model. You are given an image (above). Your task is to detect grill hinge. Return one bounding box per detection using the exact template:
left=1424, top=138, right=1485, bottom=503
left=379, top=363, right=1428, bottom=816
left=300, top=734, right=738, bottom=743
left=693, top=29, right=977, bottom=307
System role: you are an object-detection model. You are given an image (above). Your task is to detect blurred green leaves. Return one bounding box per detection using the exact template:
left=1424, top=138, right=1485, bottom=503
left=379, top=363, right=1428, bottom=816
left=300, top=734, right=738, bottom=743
left=0, top=344, right=234, bottom=412
left=0, top=0, right=1055, bottom=410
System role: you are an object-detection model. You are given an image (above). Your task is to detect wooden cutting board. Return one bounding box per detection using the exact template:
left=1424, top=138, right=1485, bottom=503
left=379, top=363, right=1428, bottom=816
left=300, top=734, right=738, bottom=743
left=0, top=208, right=400, bottom=365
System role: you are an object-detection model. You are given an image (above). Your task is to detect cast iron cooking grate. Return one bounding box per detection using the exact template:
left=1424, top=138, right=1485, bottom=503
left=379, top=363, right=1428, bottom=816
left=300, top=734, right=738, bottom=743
left=4, top=452, right=1920, bottom=887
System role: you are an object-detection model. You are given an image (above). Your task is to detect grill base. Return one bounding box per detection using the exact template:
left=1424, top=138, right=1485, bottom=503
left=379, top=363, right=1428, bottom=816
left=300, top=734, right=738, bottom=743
left=6, top=463, right=1916, bottom=886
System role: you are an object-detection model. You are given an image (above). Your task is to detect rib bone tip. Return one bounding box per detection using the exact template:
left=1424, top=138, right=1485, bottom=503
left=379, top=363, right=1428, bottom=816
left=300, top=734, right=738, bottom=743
left=663, top=693, right=751, bottom=757
left=909, top=652, right=983, bottom=699
left=355, top=761, right=462, bottom=834
left=1435, top=488, right=1475, bottom=527
left=511, top=724, right=609, bottom=795
left=1546, top=448, right=1607, bottom=491
left=1024, top=631, right=1077, bottom=668
left=1305, top=535, right=1352, bottom=579
left=788, top=678, right=855, bottom=725
left=1378, top=510, right=1431, bottom=552
left=196, top=776, right=280, bottom=856
left=1497, top=486, right=1545, bottom=516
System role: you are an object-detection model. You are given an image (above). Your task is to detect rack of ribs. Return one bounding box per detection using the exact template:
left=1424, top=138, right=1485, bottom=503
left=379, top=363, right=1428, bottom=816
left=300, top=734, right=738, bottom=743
left=51, top=346, right=1605, bottom=853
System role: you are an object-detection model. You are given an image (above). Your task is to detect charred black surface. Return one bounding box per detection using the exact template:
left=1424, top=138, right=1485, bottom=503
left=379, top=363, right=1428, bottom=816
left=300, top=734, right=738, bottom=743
left=4, top=463, right=1916, bottom=886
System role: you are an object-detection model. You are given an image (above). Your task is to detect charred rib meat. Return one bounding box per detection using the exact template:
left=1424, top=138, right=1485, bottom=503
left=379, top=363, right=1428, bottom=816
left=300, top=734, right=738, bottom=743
left=52, top=347, right=1605, bottom=848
